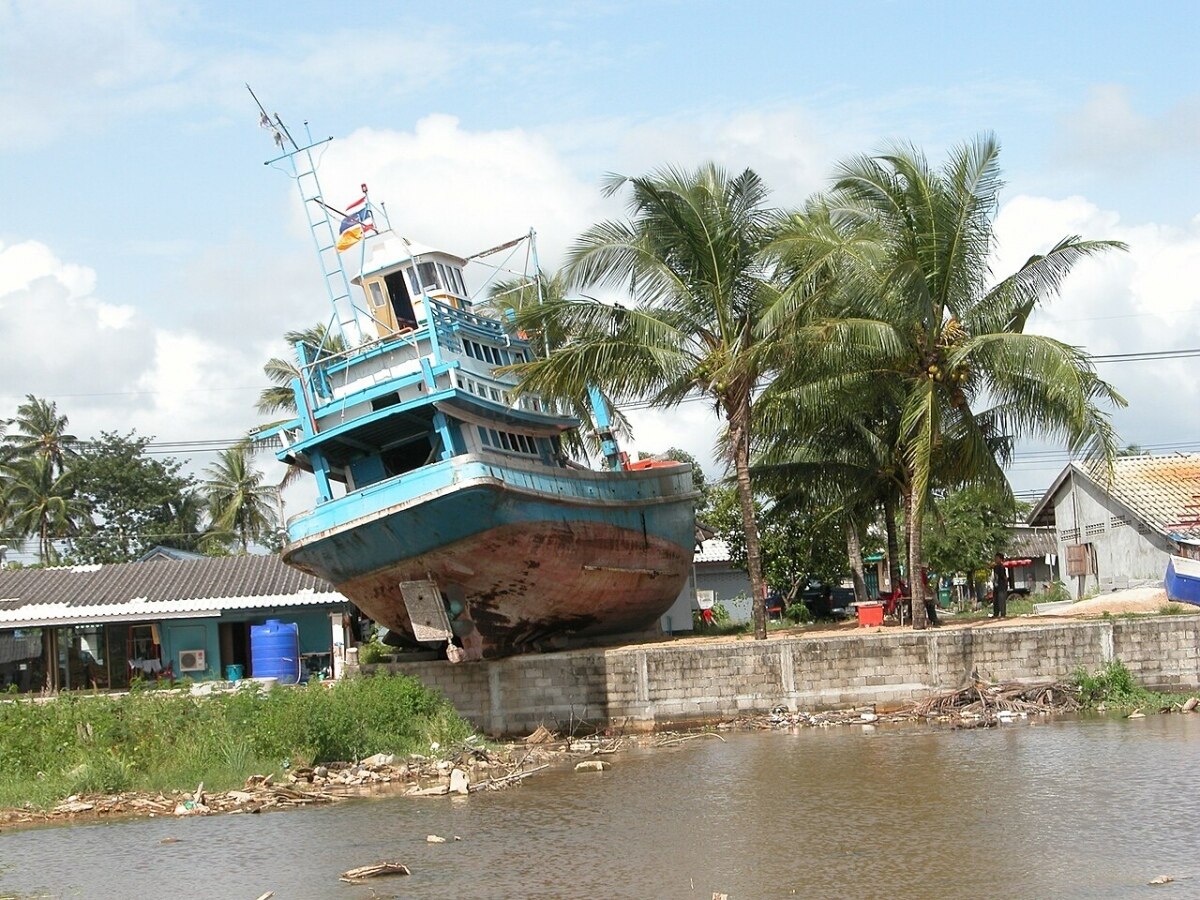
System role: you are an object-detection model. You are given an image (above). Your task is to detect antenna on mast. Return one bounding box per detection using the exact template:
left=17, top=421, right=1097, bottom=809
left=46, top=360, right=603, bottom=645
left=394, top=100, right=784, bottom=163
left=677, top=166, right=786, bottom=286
left=247, top=84, right=298, bottom=151
left=246, top=85, right=366, bottom=347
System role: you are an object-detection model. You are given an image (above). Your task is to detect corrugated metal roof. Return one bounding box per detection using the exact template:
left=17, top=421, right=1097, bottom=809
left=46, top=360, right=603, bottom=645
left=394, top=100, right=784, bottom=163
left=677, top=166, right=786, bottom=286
left=694, top=539, right=733, bottom=564
left=1081, top=453, right=1200, bottom=538
left=1006, top=527, right=1058, bottom=557
left=0, top=554, right=345, bottom=628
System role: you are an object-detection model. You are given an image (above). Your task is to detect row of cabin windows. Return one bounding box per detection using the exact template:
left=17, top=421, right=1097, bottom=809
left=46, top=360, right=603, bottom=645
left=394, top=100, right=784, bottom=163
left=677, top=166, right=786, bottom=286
left=409, top=262, right=467, bottom=298
left=463, top=339, right=517, bottom=366
left=460, top=374, right=544, bottom=413
left=478, top=426, right=540, bottom=456
left=462, top=375, right=510, bottom=406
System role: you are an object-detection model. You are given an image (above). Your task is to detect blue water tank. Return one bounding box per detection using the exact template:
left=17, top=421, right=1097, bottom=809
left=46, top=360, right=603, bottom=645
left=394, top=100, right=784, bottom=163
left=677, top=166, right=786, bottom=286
left=250, top=619, right=301, bottom=684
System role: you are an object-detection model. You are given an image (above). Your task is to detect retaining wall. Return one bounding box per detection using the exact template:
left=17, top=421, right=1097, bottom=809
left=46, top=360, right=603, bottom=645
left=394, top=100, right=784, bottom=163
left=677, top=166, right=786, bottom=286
left=368, top=617, right=1200, bottom=736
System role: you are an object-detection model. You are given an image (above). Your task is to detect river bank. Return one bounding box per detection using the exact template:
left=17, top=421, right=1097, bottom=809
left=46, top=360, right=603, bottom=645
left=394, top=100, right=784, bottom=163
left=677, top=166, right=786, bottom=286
left=11, top=666, right=1196, bottom=834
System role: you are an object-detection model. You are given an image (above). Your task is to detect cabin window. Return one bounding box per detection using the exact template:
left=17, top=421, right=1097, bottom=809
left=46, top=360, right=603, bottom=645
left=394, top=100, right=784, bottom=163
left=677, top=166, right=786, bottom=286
left=478, top=427, right=539, bottom=457
left=416, top=262, right=441, bottom=292
left=450, top=267, right=467, bottom=296
left=368, top=282, right=386, bottom=308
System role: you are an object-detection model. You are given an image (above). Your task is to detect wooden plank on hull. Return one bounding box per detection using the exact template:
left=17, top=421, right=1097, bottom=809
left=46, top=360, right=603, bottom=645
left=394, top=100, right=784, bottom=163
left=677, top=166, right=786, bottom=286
left=400, top=580, right=453, bottom=643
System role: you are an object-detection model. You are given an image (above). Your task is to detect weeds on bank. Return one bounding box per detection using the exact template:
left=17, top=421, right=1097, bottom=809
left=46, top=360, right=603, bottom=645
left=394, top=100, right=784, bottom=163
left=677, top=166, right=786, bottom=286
left=1072, top=659, right=1196, bottom=711
left=0, top=674, right=473, bottom=809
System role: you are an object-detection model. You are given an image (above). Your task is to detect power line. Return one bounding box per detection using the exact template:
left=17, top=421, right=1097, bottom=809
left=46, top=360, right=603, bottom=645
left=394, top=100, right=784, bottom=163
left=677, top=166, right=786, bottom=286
left=0, top=346, right=1194, bottom=407
left=1092, top=348, right=1200, bottom=363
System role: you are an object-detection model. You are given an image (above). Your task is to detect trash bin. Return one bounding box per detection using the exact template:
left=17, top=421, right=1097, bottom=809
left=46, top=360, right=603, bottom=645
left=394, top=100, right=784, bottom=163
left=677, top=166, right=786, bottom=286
left=855, top=602, right=884, bottom=627
left=938, top=584, right=953, bottom=608
left=225, top=664, right=244, bottom=682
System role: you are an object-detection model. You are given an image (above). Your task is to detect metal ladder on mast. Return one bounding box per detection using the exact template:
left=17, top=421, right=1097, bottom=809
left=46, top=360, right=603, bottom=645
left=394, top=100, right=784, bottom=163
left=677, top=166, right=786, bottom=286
left=288, top=145, right=365, bottom=346
left=250, top=86, right=365, bottom=348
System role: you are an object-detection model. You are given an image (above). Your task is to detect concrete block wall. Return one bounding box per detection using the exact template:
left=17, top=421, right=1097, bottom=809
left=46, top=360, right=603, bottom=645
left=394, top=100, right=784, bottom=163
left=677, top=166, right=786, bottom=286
left=368, top=617, right=1200, bottom=736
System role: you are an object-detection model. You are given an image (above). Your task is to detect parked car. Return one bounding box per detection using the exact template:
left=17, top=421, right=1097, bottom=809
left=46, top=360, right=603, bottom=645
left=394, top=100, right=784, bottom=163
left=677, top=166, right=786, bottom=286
left=799, top=582, right=854, bottom=619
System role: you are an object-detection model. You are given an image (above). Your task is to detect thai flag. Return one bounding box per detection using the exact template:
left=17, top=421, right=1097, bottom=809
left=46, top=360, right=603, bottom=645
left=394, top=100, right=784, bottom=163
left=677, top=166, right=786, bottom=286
left=336, top=194, right=375, bottom=252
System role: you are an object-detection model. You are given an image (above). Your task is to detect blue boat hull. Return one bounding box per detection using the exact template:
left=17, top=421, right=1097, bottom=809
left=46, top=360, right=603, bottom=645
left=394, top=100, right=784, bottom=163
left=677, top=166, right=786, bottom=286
left=283, top=455, right=698, bottom=657
left=1166, top=556, right=1200, bottom=606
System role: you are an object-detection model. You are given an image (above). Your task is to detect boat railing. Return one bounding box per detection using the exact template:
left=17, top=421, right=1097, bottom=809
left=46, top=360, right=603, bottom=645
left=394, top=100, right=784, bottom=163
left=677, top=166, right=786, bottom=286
left=296, top=326, right=428, bottom=415
left=427, top=299, right=511, bottom=341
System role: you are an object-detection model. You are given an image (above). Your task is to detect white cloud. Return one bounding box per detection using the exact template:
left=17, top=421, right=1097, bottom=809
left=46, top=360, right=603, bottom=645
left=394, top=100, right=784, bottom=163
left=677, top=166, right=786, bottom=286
left=1057, top=84, right=1200, bottom=173
left=311, top=115, right=609, bottom=274
left=993, top=195, right=1200, bottom=487
left=0, top=238, right=266, bottom=454
left=0, top=0, right=189, bottom=148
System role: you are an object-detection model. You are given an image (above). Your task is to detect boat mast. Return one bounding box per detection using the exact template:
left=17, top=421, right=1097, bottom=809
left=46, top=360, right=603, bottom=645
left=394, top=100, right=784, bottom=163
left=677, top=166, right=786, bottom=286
left=248, top=86, right=366, bottom=346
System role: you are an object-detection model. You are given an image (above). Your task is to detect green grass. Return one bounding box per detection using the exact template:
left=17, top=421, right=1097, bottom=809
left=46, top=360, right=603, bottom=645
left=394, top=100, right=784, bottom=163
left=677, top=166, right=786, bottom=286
left=0, top=674, right=474, bottom=809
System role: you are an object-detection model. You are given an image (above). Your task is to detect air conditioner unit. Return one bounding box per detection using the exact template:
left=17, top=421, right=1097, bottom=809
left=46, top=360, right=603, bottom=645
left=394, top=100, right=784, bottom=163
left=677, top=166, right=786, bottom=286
left=179, top=649, right=207, bottom=672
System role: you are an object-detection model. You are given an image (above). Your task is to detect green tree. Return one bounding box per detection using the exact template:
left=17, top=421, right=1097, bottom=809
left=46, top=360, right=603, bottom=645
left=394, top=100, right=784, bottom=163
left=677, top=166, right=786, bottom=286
left=5, top=395, right=78, bottom=476
left=512, top=164, right=787, bottom=638
left=69, top=432, right=201, bottom=563
left=922, top=486, right=1020, bottom=599
left=487, top=268, right=633, bottom=462
left=776, top=135, right=1126, bottom=627
left=1, top=455, right=85, bottom=563
left=706, top=485, right=846, bottom=609
left=257, top=324, right=348, bottom=417
left=202, top=444, right=277, bottom=553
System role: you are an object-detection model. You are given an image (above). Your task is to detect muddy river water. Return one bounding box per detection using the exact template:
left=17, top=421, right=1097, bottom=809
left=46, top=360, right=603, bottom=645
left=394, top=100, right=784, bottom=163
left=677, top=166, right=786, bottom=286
left=2, top=713, right=1197, bottom=899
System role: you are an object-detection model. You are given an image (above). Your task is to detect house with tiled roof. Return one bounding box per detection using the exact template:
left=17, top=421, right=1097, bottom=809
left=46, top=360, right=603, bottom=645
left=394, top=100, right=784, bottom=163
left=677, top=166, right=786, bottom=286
left=0, top=554, right=352, bottom=693
left=1028, top=453, right=1200, bottom=599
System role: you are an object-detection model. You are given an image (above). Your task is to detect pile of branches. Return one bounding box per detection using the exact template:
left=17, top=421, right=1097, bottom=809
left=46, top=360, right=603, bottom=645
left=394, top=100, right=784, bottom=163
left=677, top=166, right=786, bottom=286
left=912, top=679, right=1081, bottom=724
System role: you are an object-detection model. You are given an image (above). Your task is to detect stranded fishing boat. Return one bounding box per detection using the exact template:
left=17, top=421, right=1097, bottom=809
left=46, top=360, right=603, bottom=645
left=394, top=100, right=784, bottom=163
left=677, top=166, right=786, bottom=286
left=252, top=103, right=698, bottom=660
left=1166, top=556, right=1200, bottom=606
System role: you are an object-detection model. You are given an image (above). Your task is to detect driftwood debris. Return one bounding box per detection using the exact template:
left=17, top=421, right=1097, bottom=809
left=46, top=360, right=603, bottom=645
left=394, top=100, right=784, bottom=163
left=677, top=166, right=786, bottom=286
left=339, top=862, right=411, bottom=883
left=739, top=679, right=1083, bottom=731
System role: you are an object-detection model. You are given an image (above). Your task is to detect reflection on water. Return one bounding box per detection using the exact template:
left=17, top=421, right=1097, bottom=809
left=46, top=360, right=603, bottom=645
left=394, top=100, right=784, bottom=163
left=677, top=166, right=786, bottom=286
left=2, top=714, right=1198, bottom=899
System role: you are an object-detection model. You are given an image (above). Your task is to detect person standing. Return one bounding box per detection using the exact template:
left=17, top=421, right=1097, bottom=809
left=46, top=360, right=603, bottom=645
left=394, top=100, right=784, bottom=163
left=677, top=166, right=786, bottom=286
left=992, top=553, right=1008, bottom=619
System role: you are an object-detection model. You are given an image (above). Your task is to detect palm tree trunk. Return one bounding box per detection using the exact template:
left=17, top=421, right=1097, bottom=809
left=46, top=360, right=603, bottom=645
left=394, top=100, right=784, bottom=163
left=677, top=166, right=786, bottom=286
left=731, top=401, right=767, bottom=640
left=906, top=486, right=928, bottom=629
left=847, top=523, right=867, bottom=604
left=883, top=493, right=902, bottom=599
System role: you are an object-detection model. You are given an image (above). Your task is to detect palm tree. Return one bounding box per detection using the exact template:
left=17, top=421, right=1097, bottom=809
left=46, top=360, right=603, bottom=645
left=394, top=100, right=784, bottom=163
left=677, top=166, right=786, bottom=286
left=511, top=163, right=786, bottom=639
left=775, top=134, right=1126, bottom=627
left=7, top=395, right=78, bottom=476
left=1, top=455, right=85, bottom=563
left=487, top=268, right=633, bottom=463
left=202, top=444, right=277, bottom=553
left=257, top=323, right=348, bottom=416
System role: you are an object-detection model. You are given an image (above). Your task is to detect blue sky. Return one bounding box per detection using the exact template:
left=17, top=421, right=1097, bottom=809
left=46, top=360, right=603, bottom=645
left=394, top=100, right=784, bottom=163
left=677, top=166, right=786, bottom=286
left=1, top=0, right=1197, bottom=516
